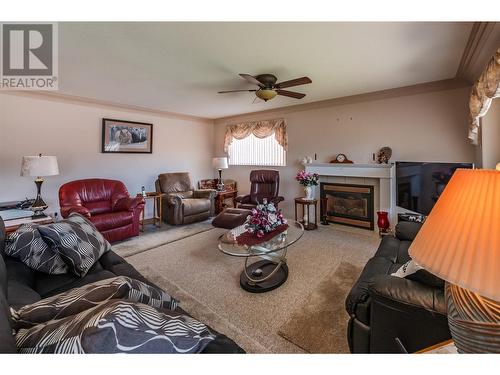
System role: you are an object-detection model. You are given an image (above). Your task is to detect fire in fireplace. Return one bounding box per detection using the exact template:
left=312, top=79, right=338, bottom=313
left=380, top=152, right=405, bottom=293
left=320, top=183, right=374, bottom=230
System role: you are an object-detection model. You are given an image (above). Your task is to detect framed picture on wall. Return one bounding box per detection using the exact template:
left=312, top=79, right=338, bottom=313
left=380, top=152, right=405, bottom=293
left=102, top=118, right=153, bottom=153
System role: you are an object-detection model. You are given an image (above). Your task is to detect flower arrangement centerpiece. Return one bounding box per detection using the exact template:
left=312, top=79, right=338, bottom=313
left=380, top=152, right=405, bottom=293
left=237, top=200, right=288, bottom=245
left=295, top=170, right=319, bottom=200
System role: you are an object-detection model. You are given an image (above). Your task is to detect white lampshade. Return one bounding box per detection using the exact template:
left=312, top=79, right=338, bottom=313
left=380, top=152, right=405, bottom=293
left=212, top=157, right=228, bottom=170
left=21, top=155, right=59, bottom=177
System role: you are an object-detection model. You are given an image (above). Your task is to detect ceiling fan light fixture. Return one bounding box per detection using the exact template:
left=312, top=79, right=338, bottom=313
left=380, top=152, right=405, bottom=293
left=256, top=89, right=277, bottom=101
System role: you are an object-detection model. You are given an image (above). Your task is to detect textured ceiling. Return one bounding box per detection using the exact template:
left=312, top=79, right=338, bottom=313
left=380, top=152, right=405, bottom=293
left=58, top=22, right=473, bottom=118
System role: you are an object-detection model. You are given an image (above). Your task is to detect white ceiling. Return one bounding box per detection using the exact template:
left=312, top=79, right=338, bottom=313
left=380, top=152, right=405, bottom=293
left=58, top=22, right=473, bottom=119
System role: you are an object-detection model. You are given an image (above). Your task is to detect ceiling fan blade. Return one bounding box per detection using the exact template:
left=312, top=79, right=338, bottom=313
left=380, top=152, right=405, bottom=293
left=239, top=73, right=264, bottom=87
left=218, top=89, right=258, bottom=94
left=277, top=89, right=306, bottom=99
left=276, top=76, right=312, bottom=89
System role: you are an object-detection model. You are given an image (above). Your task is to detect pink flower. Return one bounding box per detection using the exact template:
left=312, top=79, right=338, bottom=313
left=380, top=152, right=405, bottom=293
left=256, top=230, right=264, bottom=238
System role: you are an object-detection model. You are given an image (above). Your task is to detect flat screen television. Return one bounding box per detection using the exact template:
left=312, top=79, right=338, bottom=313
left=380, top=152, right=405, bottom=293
left=396, top=161, right=473, bottom=215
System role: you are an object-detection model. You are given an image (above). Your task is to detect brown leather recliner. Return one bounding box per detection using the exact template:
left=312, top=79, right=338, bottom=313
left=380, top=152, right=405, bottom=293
left=235, top=170, right=284, bottom=209
left=155, top=172, right=216, bottom=225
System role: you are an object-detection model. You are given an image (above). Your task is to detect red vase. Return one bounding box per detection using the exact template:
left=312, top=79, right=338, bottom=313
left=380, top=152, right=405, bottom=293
left=377, top=211, right=390, bottom=233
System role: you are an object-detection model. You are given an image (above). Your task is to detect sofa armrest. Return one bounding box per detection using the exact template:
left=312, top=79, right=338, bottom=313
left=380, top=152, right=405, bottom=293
left=114, top=196, right=145, bottom=212
left=60, top=205, right=91, bottom=219
left=166, top=193, right=184, bottom=206
left=235, top=194, right=251, bottom=204
left=193, top=189, right=216, bottom=200
left=370, top=275, right=446, bottom=314
left=368, top=275, right=450, bottom=353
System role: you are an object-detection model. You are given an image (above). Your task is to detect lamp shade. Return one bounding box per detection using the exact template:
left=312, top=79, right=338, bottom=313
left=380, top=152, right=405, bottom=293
left=21, top=155, right=59, bottom=177
left=409, top=169, right=500, bottom=301
left=212, top=157, right=228, bottom=170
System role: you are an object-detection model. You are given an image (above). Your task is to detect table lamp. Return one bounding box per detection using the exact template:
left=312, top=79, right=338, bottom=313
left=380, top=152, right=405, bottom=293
left=408, top=169, right=499, bottom=353
left=20, top=154, right=59, bottom=218
left=212, top=157, right=228, bottom=191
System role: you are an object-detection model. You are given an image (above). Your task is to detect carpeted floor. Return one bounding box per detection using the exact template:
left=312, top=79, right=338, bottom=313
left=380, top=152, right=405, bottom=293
left=112, top=219, right=214, bottom=258
left=126, top=223, right=379, bottom=353
left=277, top=261, right=363, bottom=353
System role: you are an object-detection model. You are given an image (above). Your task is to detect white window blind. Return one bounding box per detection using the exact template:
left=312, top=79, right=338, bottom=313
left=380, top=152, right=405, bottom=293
left=228, top=133, right=286, bottom=166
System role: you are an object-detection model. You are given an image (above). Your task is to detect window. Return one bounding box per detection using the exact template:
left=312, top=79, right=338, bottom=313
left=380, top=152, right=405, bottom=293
left=228, top=133, right=286, bottom=166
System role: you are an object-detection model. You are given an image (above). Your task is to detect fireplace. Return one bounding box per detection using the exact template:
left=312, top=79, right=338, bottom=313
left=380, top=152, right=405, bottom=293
left=320, top=183, right=374, bottom=230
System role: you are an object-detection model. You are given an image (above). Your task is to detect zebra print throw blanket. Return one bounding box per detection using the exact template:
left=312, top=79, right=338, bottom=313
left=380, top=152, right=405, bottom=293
left=11, top=276, right=178, bottom=330
left=15, top=300, right=215, bottom=353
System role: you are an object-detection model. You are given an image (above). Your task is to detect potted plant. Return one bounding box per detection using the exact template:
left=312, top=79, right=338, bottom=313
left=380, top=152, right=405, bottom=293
left=295, top=170, right=319, bottom=200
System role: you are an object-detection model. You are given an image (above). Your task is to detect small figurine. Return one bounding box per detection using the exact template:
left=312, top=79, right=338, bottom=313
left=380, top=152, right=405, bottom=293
left=376, top=147, right=392, bottom=164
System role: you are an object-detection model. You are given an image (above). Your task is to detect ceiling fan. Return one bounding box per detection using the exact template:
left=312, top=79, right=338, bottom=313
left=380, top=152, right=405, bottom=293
left=218, top=73, right=312, bottom=101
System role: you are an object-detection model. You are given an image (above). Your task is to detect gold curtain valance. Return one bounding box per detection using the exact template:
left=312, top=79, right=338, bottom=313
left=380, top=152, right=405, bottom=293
left=468, top=48, right=500, bottom=145
left=223, top=118, right=288, bottom=152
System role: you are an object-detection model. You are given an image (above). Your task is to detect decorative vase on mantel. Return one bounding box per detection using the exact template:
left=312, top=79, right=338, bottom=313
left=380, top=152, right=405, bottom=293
left=304, top=186, right=314, bottom=200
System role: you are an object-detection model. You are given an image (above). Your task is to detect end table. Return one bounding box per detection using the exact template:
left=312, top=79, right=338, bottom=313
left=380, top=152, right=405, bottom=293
left=5, top=215, right=54, bottom=234
left=214, top=189, right=238, bottom=214
left=294, top=198, right=318, bottom=230
left=137, top=192, right=165, bottom=231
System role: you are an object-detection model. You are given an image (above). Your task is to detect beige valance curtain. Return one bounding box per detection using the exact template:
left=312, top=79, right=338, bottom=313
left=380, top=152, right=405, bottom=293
left=468, top=48, right=500, bottom=145
left=223, top=118, right=288, bottom=152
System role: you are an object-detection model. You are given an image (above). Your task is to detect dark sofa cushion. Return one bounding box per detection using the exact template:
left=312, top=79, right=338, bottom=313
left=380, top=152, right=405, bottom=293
left=0, top=289, right=16, bottom=353
left=374, top=236, right=412, bottom=264
left=395, top=221, right=422, bottom=241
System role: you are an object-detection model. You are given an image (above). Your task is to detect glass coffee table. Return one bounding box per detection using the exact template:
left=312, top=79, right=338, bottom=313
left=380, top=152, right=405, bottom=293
left=217, top=220, right=304, bottom=293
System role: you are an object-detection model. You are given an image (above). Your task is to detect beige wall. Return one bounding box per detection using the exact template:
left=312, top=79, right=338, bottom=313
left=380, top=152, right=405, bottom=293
left=0, top=93, right=214, bottom=217
left=213, top=87, right=475, bottom=217
left=480, top=99, right=500, bottom=169
left=0, top=87, right=476, bottom=220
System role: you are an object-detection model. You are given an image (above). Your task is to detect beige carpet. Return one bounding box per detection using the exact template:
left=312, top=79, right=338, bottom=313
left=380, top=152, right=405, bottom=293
left=126, top=224, right=378, bottom=353
left=277, top=261, right=363, bottom=353
left=111, top=219, right=214, bottom=258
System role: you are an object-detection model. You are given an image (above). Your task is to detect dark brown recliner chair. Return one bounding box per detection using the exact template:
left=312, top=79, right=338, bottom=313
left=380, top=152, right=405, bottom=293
left=155, top=172, right=216, bottom=225
left=235, top=170, right=284, bottom=209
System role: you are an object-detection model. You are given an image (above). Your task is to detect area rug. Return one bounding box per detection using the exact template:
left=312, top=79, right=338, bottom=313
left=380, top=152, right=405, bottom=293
left=112, top=219, right=214, bottom=258
left=126, top=225, right=378, bottom=353
left=277, top=261, right=363, bottom=353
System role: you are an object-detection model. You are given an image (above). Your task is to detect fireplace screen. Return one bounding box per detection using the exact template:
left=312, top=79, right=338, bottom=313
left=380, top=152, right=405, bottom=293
left=320, top=183, right=374, bottom=230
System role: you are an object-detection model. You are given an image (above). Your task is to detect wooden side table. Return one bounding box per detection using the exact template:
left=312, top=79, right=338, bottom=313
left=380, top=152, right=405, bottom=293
left=294, top=198, right=318, bottom=230
left=215, top=190, right=238, bottom=214
left=137, top=192, right=165, bottom=231
left=415, top=339, right=457, bottom=354
left=4, top=215, right=54, bottom=234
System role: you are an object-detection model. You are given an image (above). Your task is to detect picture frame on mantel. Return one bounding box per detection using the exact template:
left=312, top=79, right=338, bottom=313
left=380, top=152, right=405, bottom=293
left=101, top=118, right=153, bottom=154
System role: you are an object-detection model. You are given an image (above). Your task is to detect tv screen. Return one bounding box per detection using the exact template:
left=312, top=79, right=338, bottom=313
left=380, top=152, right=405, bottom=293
left=396, top=161, right=473, bottom=215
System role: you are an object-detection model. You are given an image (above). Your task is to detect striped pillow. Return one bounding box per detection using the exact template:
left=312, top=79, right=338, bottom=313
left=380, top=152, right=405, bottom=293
left=38, top=213, right=111, bottom=277
left=11, top=276, right=178, bottom=330
left=15, top=300, right=214, bottom=354
left=4, top=223, right=68, bottom=274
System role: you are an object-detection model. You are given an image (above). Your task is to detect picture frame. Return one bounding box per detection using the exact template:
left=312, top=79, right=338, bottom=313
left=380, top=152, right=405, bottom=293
left=101, top=118, right=153, bottom=154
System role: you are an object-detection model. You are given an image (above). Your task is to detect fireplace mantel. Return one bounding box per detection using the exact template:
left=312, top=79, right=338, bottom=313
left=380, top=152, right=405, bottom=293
left=303, top=162, right=391, bottom=179
left=304, top=162, right=395, bottom=228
